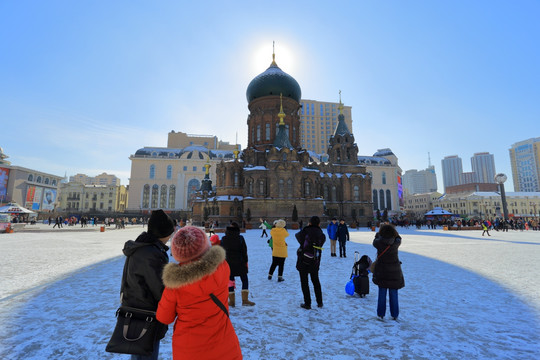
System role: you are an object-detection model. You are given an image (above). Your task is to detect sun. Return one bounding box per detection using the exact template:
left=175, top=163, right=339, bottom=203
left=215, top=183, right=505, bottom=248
left=251, top=41, right=296, bottom=75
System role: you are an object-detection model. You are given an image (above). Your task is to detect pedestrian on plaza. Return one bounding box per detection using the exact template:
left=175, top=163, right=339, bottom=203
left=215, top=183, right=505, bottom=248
left=482, top=220, right=491, bottom=236
left=157, top=226, right=242, bottom=360
left=220, top=222, right=255, bottom=307
left=336, top=219, right=349, bottom=258
left=259, top=218, right=271, bottom=238
left=326, top=217, right=338, bottom=257
left=268, top=219, right=288, bottom=282
left=372, top=223, right=405, bottom=321
left=295, top=216, right=326, bottom=309
left=120, top=209, right=175, bottom=360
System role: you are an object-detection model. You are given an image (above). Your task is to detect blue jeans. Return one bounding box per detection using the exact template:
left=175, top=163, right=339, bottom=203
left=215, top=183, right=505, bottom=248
left=229, top=273, right=249, bottom=291
left=131, top=340, right=160, bottom=360
left=377, top=287, right=399, bottom=319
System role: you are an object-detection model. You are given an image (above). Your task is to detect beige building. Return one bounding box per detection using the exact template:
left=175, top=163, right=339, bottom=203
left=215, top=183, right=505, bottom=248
left=300, top=99, right=352, bottom=155
left=57, top=183, right=128, bottom=213
left=359, top=149, right=403, bottom=217
left=0, top=162, right=62, bottom=213
left=69, top=172, right=120, bottom=186
left=509, top=137, right=540, bottom=192
left=128, top=132, right=238, bottom=212
left=434, top=191, right=540, bottom=218
left=403, top=191, right=443, bottom=218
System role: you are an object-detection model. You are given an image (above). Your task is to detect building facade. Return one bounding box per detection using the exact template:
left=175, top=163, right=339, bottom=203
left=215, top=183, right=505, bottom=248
left=57, top=183, right=128, bottom=213
left=403, top=191, right=443, bottom=219
left=471, top=152, right=496, bottom=184
left=441, top=155, right=463, bottom=190
left=403, top=166, right=437, bottom=195
left=192, top=53, right=372, bottom=226
left=509, top=137, right=540, bottom=192
left=299, top=99, right=352, bottom=154
left=69, top=172, right=121, bottom=186
left=127, top=132, right=238, bottom=212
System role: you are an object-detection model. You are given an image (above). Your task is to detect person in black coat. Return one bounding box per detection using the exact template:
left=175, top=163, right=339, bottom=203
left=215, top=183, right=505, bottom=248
left=295, top=216, right=326, bottom=310
left=220, top=222, right=255, bottom=307
left=120, top=209, right=175, bottom=360
left=372, top=223, right=405, bottom=321
left=336, top=219, right=349, bottom=258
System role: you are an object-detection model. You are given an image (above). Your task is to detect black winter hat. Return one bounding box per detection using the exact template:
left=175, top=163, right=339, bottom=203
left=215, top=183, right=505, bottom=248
left=148, top=210, right=175, bottom=239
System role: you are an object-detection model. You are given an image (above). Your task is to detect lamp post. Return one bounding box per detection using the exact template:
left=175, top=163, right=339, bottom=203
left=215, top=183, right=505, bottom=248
left=531, top=201, right=537, bottom=219
left=494, top=173, right=509, bottom=220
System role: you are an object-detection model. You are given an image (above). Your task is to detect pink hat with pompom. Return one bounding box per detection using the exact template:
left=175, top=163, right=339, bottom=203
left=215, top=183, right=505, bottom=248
left=171, top=226, right=211, bottom=263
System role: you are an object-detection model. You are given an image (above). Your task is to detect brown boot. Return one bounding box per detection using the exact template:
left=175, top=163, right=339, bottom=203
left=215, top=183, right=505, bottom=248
left=228, top=292, right=235, bottom=307
left=241, top=289, right=255, bottom=306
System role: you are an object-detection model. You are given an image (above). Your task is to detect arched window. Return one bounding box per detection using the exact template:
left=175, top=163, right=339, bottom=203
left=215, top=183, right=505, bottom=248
left=256, top=125, right=261, bottom=141
left=168, top=185, right=176, bottom=209
left=44, top=178, right=50, bottom=185
left=237, top=207, right=242, bottom=216
left=160, top=185, right=167, bottom=208
left=234, top=172, right=239, bottom=187
left=150, top=164, right=155, bottom=179
left=336, top=149, right=341, bottom=161
left=346, top=148, right=351, bottom=160
left=373, top=189, right=378, bottom=210
left=248, top=179, right=253, bottom=195
left=28, top=174, right=34, bottom=182
left=36, top=176, right=42, bottom=183
left=278, top=179, right=284, bottom=198
left=353, top=185, right=359, bottom=201
left=382, top=172, right=387, bottom=185
left=142, top=184, right=150, bottom=209
left=331, top=185, right=337, bottom=201
left=259, top=180, right=265, bottom=195
left=282, top=153, right=287, bottom=161
left=167, top=165, right=172, bottom=180
left=287, top=179, right=293, bottom=198
left=386, top=190, right=392, bottom=210
left=379, top=189, right=385, bottom=211
left=187, top=179, right=200, bottom=203
left=151, top=184, right=159, bottom=208
left=52, top=179, right=57, bottom=186
left=230, top=206, right=234, bottom=216
left=265, top=123, right=270, bottom=140
left=323, top=185, right=329, bottom=200
left=305, top=181, right=311, bottom=197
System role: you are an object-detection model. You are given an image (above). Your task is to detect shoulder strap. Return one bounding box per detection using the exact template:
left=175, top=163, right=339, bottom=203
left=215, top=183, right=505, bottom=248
left=376, top=245, right=391, bottom=261
left=210, top=293, right=229, bottom=317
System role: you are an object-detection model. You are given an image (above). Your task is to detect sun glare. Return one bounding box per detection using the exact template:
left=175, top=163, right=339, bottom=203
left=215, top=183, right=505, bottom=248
left=251, top=42, right=296, bottom=75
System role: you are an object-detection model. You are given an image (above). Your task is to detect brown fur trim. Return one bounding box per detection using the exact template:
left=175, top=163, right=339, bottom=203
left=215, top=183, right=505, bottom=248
left=162, top=246, right=225, bottom=289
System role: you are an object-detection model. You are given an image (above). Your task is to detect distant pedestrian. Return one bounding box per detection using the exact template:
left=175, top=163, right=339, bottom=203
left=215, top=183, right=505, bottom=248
left=259, top=218, right=270, bottom=238
left=327, top=218, right=338, bottom=257
left=295, top=216, right=326, bottom=309
left=372, top=224, right=405, bottom=321
left=268, top=219, right=288, bottom=282
left=336, top=219, right=349, bottom=258
left=482, top=220, right=491, bottom=236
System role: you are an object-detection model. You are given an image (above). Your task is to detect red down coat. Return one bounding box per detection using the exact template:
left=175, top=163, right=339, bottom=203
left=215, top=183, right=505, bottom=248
left=156, top=246, right=242, bottom=360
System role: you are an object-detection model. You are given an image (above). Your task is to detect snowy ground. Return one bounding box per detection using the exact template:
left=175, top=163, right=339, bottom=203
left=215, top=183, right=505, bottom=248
left=0, top=224, right=539, bottom=359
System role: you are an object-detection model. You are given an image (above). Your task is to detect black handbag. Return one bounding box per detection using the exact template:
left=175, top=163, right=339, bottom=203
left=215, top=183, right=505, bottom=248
left=105, top=305, right=159, bottom=356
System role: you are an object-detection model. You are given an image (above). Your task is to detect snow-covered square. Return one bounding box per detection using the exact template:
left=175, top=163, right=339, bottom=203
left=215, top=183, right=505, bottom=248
left=0, top=225, right=539, bottom=359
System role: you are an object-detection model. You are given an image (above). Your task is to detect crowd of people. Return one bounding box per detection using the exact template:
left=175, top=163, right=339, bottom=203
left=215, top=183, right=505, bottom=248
left=109, top=210, right=406, bottom=359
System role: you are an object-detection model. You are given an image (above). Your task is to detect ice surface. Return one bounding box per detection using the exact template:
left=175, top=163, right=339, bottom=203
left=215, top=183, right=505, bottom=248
left=1, top=224, right=539, bottom=359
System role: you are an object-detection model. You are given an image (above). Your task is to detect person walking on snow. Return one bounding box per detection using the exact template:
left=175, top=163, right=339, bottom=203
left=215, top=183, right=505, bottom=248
left=336, top=219, right=349, bottom=258
left=482, top=220, right=491, bottom=236
left=327, top=218, right=338, bottom=257
left=296, top=216, right=326, bottom=309
left=268, top=219, right=288, bottom=282
left=259, top=218, right=271, bottom=238
left=372, top=223, right=405, bottom=321
left=157, top=226, right=242, bottom=360
left=220, top=222, right=255, bottom=307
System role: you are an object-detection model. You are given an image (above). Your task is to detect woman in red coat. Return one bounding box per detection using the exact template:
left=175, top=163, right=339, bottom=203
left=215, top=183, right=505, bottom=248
left=157, top=226, right=242, bottom=360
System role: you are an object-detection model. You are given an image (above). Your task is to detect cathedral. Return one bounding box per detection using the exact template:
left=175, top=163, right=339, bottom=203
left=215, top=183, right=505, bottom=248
left=192, top=52, right=372, bottom=226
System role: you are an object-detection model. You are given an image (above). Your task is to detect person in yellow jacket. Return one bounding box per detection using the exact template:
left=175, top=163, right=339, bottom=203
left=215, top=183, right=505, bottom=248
left=268, top=219, right=288, bottom=282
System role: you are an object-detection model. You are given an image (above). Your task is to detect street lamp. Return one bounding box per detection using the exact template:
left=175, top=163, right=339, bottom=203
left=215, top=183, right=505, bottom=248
left=494, top=173, right=509, bottom=220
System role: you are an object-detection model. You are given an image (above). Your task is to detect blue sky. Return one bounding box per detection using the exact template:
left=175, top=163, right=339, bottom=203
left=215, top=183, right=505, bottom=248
left=1, top=0, right=539, bottom=192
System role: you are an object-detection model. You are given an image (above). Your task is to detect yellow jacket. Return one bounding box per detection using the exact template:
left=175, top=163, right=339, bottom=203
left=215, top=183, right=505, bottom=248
left=270, top=227, right=289, bottom=258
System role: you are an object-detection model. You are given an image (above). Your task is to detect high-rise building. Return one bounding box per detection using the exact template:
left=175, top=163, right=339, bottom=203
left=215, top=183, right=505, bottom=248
left=403, top=166, right=437, bottom=195
left=509, top=137, right=540, bottom=192
left=299, top=99, right=352, bottom=154
left=471, top=152, right=496, bottom=183
left=441, top=155, right=463, bottom=191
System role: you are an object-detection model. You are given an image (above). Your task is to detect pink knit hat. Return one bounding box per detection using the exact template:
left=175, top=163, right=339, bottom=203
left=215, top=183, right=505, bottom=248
left=171, top=226, right=211, bottom=263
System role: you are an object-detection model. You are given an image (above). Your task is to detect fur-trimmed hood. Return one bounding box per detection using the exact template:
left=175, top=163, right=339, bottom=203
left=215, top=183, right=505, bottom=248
left=162, top=245, right=225, bottom=289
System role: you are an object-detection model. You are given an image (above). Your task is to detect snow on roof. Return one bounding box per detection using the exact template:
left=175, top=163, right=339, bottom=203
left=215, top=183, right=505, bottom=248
left=244, top=166, right=268, bottom=171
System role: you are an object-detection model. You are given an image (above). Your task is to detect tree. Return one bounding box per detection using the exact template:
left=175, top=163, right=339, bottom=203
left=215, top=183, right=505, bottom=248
left=292, top=204, right=298, bottom=223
